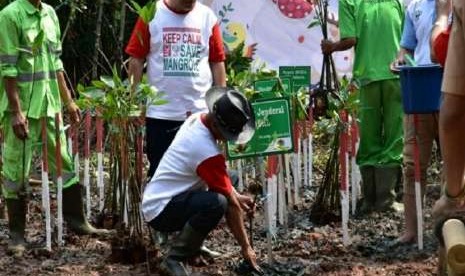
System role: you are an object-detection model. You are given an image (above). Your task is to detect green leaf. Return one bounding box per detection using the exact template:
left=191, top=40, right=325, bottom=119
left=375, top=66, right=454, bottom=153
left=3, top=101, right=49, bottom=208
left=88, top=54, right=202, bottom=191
left=307, top=19, right=321, bottom=29
left=100, top=75, right=115, bottom=88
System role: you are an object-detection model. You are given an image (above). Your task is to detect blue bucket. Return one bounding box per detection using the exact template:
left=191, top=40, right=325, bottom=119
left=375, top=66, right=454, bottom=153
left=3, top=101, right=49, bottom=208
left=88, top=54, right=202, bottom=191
left=399, top=64, right=443, bottom=114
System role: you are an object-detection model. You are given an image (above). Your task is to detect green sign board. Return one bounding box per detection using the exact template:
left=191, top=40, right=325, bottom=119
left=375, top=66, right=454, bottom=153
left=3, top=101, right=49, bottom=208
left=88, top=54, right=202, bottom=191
left=253, top=78, right=291, bottom=99
left=227, top=98, right=294, bottom=159
left=279, top=66, right=311, bottom=93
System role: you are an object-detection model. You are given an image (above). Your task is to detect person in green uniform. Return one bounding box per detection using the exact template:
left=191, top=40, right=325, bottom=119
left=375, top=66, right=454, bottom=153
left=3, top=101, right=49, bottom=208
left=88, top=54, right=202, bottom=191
left=321, top=0, right=404, bottom=213
left=0, top=0, right=110, bottom=257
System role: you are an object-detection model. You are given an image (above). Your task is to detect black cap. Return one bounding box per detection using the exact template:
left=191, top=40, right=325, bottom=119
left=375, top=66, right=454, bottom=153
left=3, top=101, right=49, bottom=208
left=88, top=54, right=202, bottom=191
left=205, top=87, right=256, bottom=144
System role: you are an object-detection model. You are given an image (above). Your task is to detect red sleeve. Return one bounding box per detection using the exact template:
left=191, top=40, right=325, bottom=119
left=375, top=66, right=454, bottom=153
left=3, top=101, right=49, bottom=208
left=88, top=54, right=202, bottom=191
left=196, top=154, right=233, bottom=196
left=125, top=17, right=150, bottom=59
left=208, top=23, right=226, bottom=62
left=433, top=27, right=451, bottom=67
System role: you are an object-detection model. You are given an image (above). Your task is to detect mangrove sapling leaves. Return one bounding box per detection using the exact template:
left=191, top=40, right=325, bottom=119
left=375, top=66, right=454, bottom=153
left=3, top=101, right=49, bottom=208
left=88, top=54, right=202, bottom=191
left=100, top=75, right=115, bottom=89
left=130, top=0, right=157, bottom=24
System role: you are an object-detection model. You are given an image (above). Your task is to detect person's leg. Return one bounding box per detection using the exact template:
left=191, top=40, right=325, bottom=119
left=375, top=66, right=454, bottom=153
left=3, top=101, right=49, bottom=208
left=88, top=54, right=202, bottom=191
left=145, top=118, right=184, bottom=180
left=45, top=115, right=109, bottom=236
left=440, top=94, right=465, bottom=197
left=357, top=82, right=382, bottom=213
left=149, top=190, right=227, bottom=276
left=375, top=79, right=404, bottom=212
left=399, top=113, right=437, bottom=242
left=1, top=116, right=40, bottom=256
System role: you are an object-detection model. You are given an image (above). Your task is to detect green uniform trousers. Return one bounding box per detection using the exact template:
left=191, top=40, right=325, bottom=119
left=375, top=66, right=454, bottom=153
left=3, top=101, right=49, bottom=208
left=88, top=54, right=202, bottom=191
left=2, top=113, right=78, bottom=199
left=356, top=79, right=404, bottom=167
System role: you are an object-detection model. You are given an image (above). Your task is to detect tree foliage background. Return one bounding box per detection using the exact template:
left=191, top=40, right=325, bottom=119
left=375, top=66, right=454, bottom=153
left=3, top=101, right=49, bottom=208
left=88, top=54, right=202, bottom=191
left=0, top=0, right=146, bottom=87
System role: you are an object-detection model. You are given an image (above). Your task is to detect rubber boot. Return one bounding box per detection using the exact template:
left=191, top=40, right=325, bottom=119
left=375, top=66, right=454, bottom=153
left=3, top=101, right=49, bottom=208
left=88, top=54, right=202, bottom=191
left=63, top=184, right=112, bottom=236
left=160, top=223, right=209, bottom=276
left=374, top=166, right=404, bottom=212
left=358, top=166, right=376, bottom=215
left=6, top=198, right=27, bottom=257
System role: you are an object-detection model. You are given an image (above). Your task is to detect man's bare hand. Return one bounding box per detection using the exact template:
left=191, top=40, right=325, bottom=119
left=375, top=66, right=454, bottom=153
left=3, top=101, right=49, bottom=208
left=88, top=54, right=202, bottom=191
left=242, top=246, right=262, bottom=273
left=67, top=101, right=81, bottom=126
left=11, top=111, right=28, bottom=140
left=237, top=193, right=256, bottom=216
left=321, top=39, right=335, bottom=55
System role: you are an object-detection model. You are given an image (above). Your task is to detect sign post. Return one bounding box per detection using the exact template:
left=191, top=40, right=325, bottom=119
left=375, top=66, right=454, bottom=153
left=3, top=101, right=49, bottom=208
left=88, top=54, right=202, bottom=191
left=227, top=98, right=294, bottom=159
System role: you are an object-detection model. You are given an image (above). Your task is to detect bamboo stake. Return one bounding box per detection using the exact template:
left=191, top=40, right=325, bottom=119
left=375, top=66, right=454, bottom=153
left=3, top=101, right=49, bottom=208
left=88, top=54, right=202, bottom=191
left=278, top=155, right=287, bottom=226
left=340, top=111, right=350, bottom=246
left=41, top=118, right=52, bottom=251
left=96, top=115, right=104, bottom=212
left=350, top=117, right=360, bottom=215
left=55, top=114, right=64, bottom=246
left=72, top=124, right=79, bottom=180
left=308, top=134, right=313, bottom=187
left=237, top=160, right=244, bottom=192
left=303, top=138, right=308, bottom=187
left=84, top=112, right=91, bottom=219
left=443, top=219, right=465, bottom=274
left=413, top=114, right=424, bottom=250
left=284, top=154, right=293, bottom=207
left=259, top=159, right=273, bottom=264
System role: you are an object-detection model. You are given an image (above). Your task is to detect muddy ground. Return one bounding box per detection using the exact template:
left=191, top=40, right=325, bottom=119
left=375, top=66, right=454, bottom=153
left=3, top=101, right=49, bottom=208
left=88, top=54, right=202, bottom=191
left=0, top=180, right=441, bottom=276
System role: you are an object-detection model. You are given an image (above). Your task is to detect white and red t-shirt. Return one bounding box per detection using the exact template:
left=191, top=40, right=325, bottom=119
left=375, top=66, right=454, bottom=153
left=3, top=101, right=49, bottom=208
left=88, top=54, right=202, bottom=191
left=126, top=0, right=225, bottom=121
left=142, top=113, right=232, bottom=222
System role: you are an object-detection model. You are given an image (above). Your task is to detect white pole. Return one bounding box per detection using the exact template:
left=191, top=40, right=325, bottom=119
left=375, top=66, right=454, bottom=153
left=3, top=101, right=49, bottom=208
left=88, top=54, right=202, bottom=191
left=278, top=156, right=286, bottom=226
left=56, top=176, right=63, bottom=245
left=308, top=134, right=313, bottom=187
left=303, top=138, right=308, bottom=187
left=41, top=166, right=52, bottom=251
left=292, top=153, right=300, bottom=207
left=341, top=189, right=350, bottom=246
left=284, top=154, right=292, bottom=207
left=237, top=160, right=244, bottom=192
left=415, top=181, right=423, bottom=250
left=84, top=158, right=91, bottom=219
left=123, top=180, right=129, bottom=225
left=259, top=159, right=273, bottom=264
left=297, top=138, right=302, bottom=188
left=351, top=157, right=359, bottom=215
left=97, top=152, right=104, bottom=212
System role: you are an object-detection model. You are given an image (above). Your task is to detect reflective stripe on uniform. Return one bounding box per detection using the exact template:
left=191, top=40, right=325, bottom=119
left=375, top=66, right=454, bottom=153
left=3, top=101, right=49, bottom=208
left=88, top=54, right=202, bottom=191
left=17, top=71, right=57, bottom=82
left=0, top=55, right=18, bottom=64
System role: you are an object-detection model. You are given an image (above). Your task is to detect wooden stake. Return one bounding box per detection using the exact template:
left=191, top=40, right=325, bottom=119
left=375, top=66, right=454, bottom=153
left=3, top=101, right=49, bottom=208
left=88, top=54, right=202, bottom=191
left=259, top=158, right=273, bottom=264
left=413, top=114, right=424, bottom=250
left=55, top=114, right=63, bottom=246
left=340, top=111, right=350, bottom=246
left=308, top=134, right=313, bottom=187
left=41, top=118, right=52, bottom=251
left=237, top=160, right=244, bottom=192
left=84, top=112, right=91, bottom=219
left=278, top=155, right=287, bottom=227
left=303, top=138, right=308, bottom=187
left=284, top=154, right=293, bottom=207
left=96, top=115, right=104, bottom=212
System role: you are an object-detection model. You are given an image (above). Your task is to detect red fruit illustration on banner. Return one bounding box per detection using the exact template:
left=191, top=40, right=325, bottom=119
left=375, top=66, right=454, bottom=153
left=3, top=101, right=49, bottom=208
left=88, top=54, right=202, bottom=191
left=272, top=0, right=313, bottom=19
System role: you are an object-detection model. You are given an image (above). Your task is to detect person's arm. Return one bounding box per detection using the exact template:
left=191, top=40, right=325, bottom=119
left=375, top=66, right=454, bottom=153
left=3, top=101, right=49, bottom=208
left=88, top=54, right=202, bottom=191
left=321, top=0, right=357, bottom=54
left=128, top=57, right=145, bottom=87
left=210, top=61, right=226, bottom=87
left=0, top=12, right=28, bottom=139
left=196, top=155, right=259, bottom=270
left=209, top=23, right=226, bottom=87
left=125, top=17, right=150, bottom=87
left=57, top=71, right=80, bottom=125
left=321, top=37, right=356, bottom=54
left=431, top=0, right=451, bottom=62
left=224, top=192, right=259, bottom=268
left=4, top=77, right=28, bottom=140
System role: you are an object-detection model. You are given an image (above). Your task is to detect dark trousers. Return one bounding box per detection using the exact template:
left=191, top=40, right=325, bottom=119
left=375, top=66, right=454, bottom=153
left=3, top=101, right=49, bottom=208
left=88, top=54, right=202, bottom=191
left=149, top=189, right=228, bottom=234
left=145, top=118, right=184, bottom=180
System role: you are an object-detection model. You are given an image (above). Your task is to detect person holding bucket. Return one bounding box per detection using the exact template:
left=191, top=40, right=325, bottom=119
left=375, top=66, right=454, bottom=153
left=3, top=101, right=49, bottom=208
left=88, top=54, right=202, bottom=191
left=391, top=0, right=440, bottom=245
left=321, top=0, right=404, bottom=214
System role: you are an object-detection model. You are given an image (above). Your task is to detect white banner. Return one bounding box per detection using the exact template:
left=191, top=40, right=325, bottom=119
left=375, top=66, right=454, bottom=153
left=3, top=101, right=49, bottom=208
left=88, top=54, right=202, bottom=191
left=202, top=0, right=354, bottom=83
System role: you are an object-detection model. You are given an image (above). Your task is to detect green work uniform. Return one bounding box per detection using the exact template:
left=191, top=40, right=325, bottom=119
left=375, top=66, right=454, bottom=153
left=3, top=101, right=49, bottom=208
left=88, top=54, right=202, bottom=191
left=339, top=0, right=404, bottom=167
left=0, top=0, right=77, bottom=199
